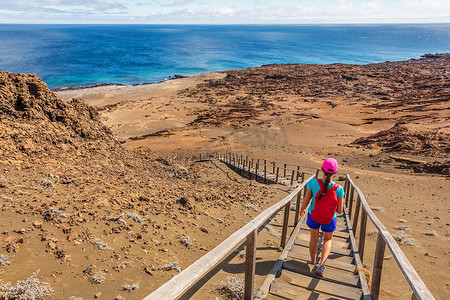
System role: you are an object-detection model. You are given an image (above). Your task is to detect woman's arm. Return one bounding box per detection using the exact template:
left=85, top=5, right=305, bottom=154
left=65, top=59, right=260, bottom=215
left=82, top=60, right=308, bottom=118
left=299, top=187, right=312, bottom=216
left=337, top=197, right=343, bottom=214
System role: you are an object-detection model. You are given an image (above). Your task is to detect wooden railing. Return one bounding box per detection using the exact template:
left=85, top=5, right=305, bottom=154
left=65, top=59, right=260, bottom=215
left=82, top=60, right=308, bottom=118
left=146, top=152, right=434, bottom=300
left=343, top=174, right=434, bottom=300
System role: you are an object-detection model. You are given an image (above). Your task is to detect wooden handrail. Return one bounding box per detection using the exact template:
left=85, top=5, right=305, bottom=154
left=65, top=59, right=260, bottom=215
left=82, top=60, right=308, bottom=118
left=144, top=172, right=315, bottom=300
left=345, top=175, right=434, bottom=300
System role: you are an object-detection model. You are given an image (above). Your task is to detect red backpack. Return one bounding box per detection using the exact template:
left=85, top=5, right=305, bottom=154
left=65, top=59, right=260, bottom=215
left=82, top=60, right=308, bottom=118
left=311, top=179, right=340, bottom=224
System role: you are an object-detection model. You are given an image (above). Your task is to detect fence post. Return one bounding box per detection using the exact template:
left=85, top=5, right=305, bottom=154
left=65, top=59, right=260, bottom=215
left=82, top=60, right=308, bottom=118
left=244, top=229, right=257, bottom=300
left=255, top=162, right=259, bottom=180
left=273, top=161, right=275, bottom=173
left=264, top=160, right=267, bottom=183
left=371, top=232, right=386, bottom=300
left=283, top=164, right=287, bottom=177
left=315, top=168, right=320, bottom=178
left=296, top=166, right=300, bottom=180
left=290, top=170, right=295, bottom=185
left=294, top=191, right=302, bottom=226
left=301, top=172, right=305, bottom=183
left=280, top=202, right=290, bottom=249
left=352, top=195, right=361, bottom=235
left=348, top=186, right=355, bottom=219
left=359, top=209, right=368, bottom=263
left=345, top=177, right=350, bottom=208
left=275, top=167, right=279, bottom=183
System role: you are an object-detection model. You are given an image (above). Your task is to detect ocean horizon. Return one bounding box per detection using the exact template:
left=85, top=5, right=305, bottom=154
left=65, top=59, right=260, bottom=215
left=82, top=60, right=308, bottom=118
left=0, top=23, right=449, bottom=90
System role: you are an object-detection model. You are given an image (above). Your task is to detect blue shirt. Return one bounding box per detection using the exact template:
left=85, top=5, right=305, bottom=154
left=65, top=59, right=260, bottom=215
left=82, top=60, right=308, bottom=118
left=306, top=178, right=345, bottom=218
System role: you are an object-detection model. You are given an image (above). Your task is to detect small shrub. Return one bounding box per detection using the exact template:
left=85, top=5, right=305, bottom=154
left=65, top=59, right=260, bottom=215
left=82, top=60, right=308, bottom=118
left=0, top=254, right=12, bottom=266
left=122, top=283, right=139, bottom=292
left=126, top=213, right=144, bottom=223
left=0, top=271, right=53, bottom=300
left=42, top=180, right=54, bottom=188
left=180, top=236, right=191, bottom=247
left=93, top=238, right=113, bottom=250
left=370, top=206, right=384, bottom=212
left=163, top=261, right=181, bottom=272
left=394, top=225, right=411, bottom=231
left=89, top=272, right=105, bottom=284
left=108, top=213, right=127, bottom=225
left=265, top=225, right=281, bottom=237
left=244, top=204, right=260, bottom=212
left=215, top=276, right=244, bottom=300
left=392, top=231, right=419, bottom=247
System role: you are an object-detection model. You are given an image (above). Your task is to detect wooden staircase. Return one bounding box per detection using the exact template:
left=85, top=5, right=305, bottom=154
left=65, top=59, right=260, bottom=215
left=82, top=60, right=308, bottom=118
left=266, top=215, right=367, bottom=300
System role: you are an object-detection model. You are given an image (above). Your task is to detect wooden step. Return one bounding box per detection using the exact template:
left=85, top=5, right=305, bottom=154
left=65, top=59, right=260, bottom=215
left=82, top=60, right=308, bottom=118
left=274, top=270, right=363, bottom=299
left=294, top=239, right=353, bottom=256
left=282, top=260, right=360, bottom=287
left=295, top=236, right=351, bottom=250
left=288, top=245, right=356, bottom=272
left=298, top=227, right=350, bottom=240
left=289, top=244, right=354, bottom=265
left=270, top=279, right=346, bottom=300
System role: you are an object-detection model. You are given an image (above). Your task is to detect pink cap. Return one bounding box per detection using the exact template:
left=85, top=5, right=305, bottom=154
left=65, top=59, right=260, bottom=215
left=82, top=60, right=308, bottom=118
left=322, top=158, right=338, bottom=174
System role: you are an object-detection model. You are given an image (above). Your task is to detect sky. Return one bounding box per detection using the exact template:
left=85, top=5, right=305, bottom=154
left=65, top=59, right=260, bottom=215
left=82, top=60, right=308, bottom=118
left=0, top=0, right=449, bottom=24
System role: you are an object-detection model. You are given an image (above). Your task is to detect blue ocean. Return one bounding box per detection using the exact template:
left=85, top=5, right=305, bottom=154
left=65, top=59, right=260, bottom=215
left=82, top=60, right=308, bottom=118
left=0, top=24, right=449, bottom=90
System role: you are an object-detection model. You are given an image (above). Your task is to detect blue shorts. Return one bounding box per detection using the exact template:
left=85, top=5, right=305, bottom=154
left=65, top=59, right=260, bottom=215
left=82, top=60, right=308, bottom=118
left=306, top=213, right=337, bottom=232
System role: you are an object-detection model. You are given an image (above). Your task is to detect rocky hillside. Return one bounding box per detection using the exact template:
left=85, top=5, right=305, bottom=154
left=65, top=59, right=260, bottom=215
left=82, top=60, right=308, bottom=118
left=0, top=72, right=278, bottom=299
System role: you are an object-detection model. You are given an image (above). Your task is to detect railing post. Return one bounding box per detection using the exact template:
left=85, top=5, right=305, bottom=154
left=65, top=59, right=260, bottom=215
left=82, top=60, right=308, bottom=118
left=280, top=202, right=290, bottom=249
left=275, top=167, right=279, bottom=182
left=255, top=162, right=259, bottom=180
left=359, top=209, right=368, bottom=263
left=315, top=168, right=320, bottom=178
left=371, top=232, right=386, bottom=300
left=348, top=186, right=355, bottom=219
left=301, top=172, right=305, bottom=183
left=294, top=191, right=302, bottom=226
left=283, top=164, right=287, bottom=177
left=264, top=160, right=267, bottom=183
left=296, top=166, right=300, bottom=180
left=199, top=153, right=202, bottom=160
left=352, top=195, right=361, bottom=235
left=290, top=170, right=295, bottom=185
left=272, top=161, right=275, bottom=173
left=345, top=177, right=350, bottom=208
left=244, top=229, right=257, bottom=300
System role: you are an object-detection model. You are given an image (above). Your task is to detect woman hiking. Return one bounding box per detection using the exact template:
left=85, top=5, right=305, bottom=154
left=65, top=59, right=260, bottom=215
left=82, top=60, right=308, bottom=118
left=299, top=158, right=344, bottom=276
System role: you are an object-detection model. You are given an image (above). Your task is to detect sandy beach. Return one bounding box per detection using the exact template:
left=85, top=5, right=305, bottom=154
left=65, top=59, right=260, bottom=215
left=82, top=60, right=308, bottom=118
left=0, top=54, right=448, bottom=299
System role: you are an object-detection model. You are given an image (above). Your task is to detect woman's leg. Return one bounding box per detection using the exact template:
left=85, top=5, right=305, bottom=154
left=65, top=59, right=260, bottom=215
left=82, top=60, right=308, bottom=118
left=318, top=231, right=333, bottom=265
left=309, top=228, right=320, bottom=262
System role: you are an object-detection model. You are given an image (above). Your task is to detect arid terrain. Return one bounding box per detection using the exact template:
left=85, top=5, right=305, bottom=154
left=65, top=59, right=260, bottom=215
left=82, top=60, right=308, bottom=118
left=0, top=54, right=449, bottom=299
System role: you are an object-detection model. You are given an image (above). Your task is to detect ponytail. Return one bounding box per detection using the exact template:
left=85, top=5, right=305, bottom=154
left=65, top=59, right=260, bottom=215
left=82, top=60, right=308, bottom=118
left=318, top=171, right=332, bottom=200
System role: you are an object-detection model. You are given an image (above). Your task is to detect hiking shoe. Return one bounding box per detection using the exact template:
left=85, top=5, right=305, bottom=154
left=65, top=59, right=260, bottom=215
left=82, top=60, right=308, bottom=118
left=307, top=258, right=319, bottom=265
left=316, top=264, right=326, bottom=276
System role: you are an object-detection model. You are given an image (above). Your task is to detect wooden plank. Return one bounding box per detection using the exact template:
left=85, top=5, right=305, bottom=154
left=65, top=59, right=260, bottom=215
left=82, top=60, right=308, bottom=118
left=288, top=244, right=355, bottom=270
left=282, top=260, right=360, bottom=287
left=371, top=232, right=386, bottom=300
left=244, top=229, right=257, bottom=300
left=280, top=203, right=290, bottom=249
left=294, top=239, right=353, bottom=256
left=298, top=227, right=350, bottom=240
left=270, top=280, right=347, bottom=300
left=255, top=212, right=307, bottom=300
left=277, top=270, right=363, bottom=299
left=295, top=235, right=351, bottom=250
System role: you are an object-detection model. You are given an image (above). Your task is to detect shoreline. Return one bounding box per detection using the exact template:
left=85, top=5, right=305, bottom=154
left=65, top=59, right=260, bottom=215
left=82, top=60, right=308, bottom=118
left=50, top=53, right=447, bottom=92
